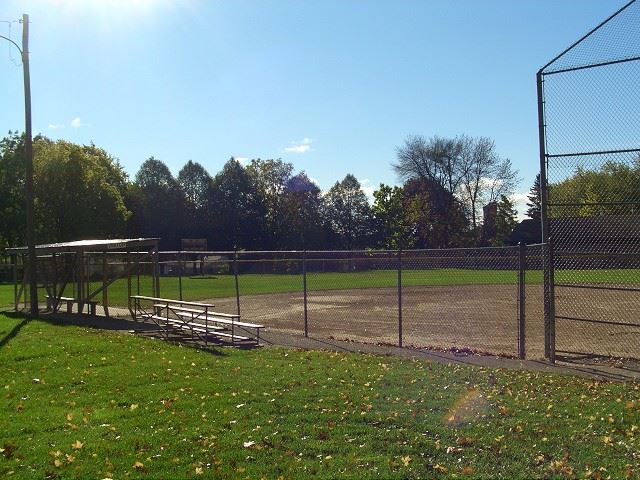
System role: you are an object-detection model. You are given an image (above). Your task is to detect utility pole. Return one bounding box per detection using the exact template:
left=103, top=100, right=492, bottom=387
left=20, top=15, right=37, bottom=316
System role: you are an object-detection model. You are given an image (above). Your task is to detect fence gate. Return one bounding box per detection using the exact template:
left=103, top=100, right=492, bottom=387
left=538, top=0, right=640, bottom=362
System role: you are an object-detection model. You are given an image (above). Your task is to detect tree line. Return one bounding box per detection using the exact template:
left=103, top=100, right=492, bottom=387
left=1, top=131, right=538, bottom=252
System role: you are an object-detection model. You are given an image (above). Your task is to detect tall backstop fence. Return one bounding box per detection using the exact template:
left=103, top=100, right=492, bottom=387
left=538, top=0, right=640, bottom=362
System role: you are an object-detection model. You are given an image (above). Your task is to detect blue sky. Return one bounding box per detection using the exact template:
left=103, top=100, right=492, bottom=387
left=0, top=0, right=624, bottom=217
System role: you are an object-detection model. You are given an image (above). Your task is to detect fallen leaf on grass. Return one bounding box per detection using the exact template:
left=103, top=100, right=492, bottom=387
left=400, top=456, right=411, bottom=467
left=54, top=459, right=63, bottom=468
left=243, top=441, right=255, bottom=448
left=72, top=440, right=83, bottom=450
left=456, top=436, right=473, bottom=447
left=462, top=466, right=474, bottom=475
left=195, top=466, right=203, bottom=475
left=133, top=461, right=144, bottom=470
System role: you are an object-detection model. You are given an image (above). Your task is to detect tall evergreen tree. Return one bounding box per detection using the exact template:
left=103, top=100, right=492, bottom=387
left=131, top=157, right=184, bottom=249
left=280, top=172, right=326, bottom=249
left=209, top=158, right=266, bottom=250
left=177, top=160, right=213, bottom=241
left=492, top=195, right=518, bottom=246
left=526, top=173, right=542, bottom=222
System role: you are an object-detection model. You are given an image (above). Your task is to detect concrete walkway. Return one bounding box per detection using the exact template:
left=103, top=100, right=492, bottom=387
left=258, top=329, right=640, bottom=382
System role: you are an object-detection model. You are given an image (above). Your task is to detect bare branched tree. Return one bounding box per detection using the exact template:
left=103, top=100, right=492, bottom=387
left=460, top=137, right=519, bottom=231
left=394, top=135, right=468, bottom=195
left=394, top=134, right=520, bottom=234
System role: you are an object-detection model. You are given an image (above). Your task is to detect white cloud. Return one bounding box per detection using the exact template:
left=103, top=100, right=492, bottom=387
left=511, top=192, right=530, bottom=221
left=358, top=178, right=375, bottom=204
left=48, top=123, right=64, bottom=130
left=284, top=144, right=310, bottom=153
left=284, top=137, right=313, bottom=153
left=70, top=117, right=85, bottom=128
left=234, top=156, right=249, bottom=166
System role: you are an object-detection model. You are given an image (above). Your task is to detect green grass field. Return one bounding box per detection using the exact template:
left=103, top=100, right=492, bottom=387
left=0, top=313, right=638, bottom=478
left=2, top=267, right=638, bottom=309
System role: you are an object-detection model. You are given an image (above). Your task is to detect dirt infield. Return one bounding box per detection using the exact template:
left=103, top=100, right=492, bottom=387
left=203, top=284, right=640, bottom=360
left=204, top=285, right=544, bottom=359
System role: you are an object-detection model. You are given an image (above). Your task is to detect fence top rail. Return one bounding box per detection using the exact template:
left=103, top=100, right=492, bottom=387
left=130, top=295, right=214, bottom=308
left=155, top=246, right=522, bottom=256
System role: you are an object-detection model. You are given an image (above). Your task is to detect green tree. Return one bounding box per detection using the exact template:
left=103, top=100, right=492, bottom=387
left=33, top=138, right=130, bottom=243
left=324, top=174, right=372, bottom=249
left=131, top=157, right=184, bottom=249
left=492, top=195, right=518, bottom=246
left=0, top=132, right=26, bottom=249
left=209, top=158, right=266, bottom=250
left=177, top=160, right=213, bottom=240
left=550, top=161, right=640, bottom=216
left=280, top=172, right=326, bottom=249
left=403, top=178, right=469, bottom=248
left=371, top=184, right=413, bottom=249
left=246, top=158, right=294, bottom=248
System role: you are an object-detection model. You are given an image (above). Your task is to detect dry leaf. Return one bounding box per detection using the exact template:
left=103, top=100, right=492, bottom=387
left=133, top=461, right=144, bottom=470
left=54, top=459, right=63, bottom=468
left=243, top=441, right=255, bottom=448
left=72, top=440, right=83, bottom=450
left=401, top=455, right=411, bottom=467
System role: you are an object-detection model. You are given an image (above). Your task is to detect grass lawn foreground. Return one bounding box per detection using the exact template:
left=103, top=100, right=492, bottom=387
left=0, top=313, right=639, bottom=478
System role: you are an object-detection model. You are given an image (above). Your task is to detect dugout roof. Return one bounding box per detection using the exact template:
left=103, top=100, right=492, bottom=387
left=6, top=238, right=159, bottom=255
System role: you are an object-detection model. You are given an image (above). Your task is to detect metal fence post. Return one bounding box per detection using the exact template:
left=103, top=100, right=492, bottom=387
left=12, top=254, right=18, bottom=312
left=303, top=250, right=308, bottom=337
left=548, top=238, right=556, bottom=364
left=178, top=251, right=183, bottom=301
left=153, top=248, right=160, bottom=298
left=398, top=248, right=403, bottom=348
left=234, top=250, right=240, bottom=317
left=518, top=243, right=526, bottom=359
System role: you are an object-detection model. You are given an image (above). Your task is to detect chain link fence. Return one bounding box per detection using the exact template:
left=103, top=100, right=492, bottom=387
left=538, top=0, right=640, bottom=361
left=4, top=241, right=638, bottom=360
left=148, top=247, right=545, bottom=358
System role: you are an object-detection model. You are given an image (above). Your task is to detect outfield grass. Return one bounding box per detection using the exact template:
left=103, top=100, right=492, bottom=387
left=0, top=283, right=13, bottom=309
left=2, top=267, right=638, bottom=308
left=0, top=313, right=638, bottom=479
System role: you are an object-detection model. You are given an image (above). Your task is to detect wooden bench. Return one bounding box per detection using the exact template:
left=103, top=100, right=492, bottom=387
left=130, top=295, right=263, bottom=345
left=46, top=295, right=98, bottom=316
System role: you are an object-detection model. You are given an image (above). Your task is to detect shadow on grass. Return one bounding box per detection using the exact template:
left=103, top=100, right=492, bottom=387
left=0, top=312, right=31, bottom=349
left=37, top=312, right=233, bottom=357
